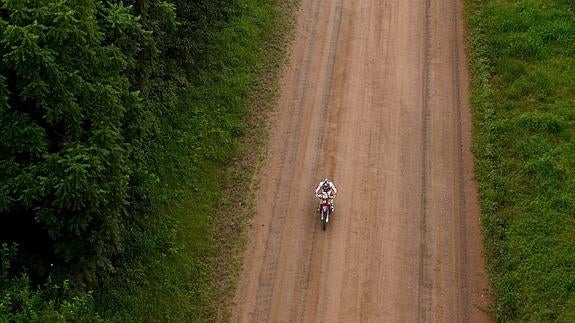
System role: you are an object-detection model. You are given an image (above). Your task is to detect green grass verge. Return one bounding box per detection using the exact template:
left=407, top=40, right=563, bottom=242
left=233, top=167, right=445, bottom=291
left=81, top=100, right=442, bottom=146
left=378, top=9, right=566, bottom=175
left=466, top=0, right=575, bottom=321
left=93, top=0, right=297, bottom=321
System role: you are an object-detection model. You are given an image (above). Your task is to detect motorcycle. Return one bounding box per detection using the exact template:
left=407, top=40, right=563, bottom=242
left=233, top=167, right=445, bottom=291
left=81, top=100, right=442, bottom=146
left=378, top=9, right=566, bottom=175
left=317, top=192, right=332, bottom=231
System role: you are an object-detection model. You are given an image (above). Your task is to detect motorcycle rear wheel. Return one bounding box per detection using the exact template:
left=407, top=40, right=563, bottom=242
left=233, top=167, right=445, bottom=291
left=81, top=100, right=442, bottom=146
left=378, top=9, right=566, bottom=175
left=321, top=211, right=327, bottom=231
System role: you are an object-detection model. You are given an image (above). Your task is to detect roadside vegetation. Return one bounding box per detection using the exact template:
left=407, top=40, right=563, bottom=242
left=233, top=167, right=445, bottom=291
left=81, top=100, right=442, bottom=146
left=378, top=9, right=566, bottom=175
left=466, top=0, right=575, bottom=321
left=0, top=0, right=294, bottom=321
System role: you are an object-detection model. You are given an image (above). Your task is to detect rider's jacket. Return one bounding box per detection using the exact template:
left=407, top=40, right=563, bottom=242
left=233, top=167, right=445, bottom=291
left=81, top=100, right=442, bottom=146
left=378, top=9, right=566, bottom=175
left=315, top=181, right=337, bottom=197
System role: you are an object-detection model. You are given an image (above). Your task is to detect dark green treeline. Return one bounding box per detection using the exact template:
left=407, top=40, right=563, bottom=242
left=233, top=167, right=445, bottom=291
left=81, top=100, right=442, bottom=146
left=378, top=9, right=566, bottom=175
left=0, top=0, right=270, bottom=320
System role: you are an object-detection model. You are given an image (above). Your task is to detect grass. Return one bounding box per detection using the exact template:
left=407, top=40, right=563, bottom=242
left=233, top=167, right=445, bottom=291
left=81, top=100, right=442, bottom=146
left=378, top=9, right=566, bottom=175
left=93, top=0, right=298, bottom=321
left=465, top=0, right=575, bottom=321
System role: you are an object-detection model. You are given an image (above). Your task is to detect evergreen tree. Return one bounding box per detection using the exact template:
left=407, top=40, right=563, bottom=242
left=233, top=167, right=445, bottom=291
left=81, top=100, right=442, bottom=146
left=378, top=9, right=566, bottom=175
left=0, top=0, right=151, bottom=285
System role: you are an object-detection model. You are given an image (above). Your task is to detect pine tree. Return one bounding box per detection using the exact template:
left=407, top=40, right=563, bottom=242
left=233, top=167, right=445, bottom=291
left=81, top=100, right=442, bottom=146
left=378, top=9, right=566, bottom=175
left=0, top=0, right=152, bottom=285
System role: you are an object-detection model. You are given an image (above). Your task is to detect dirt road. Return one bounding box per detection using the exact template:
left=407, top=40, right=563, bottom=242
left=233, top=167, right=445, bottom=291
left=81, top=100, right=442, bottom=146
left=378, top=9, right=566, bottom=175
left=233, top=0, right=490, bottom=321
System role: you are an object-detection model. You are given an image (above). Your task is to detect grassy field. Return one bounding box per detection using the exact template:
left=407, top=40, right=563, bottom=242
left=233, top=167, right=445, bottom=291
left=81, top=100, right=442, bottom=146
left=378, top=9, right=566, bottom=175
left=93, top=0, right=297, bottom=321
left=466, top=0, right=575, bottom=321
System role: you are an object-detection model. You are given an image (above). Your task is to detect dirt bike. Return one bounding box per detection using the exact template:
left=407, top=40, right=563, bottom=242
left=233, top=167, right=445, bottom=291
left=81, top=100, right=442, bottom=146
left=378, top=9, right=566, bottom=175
left=317, top=192, right=332, bottom=231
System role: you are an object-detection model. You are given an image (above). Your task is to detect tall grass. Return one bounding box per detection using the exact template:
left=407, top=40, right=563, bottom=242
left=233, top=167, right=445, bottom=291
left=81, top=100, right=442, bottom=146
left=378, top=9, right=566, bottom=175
left=466, top=0, right=575, bottom=321
left=93, top=0, right=296, bottom=321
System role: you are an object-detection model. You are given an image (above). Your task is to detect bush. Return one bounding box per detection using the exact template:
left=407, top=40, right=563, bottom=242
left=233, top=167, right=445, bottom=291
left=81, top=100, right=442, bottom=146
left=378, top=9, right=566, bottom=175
left=0, top=244, right=102, bottom=322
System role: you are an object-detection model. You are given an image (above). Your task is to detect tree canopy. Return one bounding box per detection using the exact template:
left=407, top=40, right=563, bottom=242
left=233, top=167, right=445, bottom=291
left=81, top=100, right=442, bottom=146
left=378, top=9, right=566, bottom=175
left=0, top=0, right=153, bottom=285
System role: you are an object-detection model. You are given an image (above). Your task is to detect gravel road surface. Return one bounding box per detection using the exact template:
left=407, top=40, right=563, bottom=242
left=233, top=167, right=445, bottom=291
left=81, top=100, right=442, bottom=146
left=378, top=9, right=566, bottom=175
left=233, top=0, right=490, bottom=321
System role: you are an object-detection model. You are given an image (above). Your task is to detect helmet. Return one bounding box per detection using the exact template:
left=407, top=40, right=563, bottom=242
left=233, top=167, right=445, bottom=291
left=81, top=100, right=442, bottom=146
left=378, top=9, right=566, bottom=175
left=322, top=179, right=330, bottom=191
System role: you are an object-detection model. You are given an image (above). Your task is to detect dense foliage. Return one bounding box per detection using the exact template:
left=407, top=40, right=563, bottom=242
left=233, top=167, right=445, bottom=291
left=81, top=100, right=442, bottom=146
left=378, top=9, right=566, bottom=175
left=1, top=0, right=287, bottom=320
left=1, top=244, right=102, bottom=322
left=466, top=0, right=575, bottom=321
left=0, top=0, right=154, bottom=285
left=93, top=0, right=289, bottom=319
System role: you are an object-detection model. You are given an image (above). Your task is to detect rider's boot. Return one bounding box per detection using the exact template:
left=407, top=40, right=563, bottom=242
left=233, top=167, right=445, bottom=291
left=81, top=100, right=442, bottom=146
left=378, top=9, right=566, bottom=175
left=330, top=202, right=334, bottom=213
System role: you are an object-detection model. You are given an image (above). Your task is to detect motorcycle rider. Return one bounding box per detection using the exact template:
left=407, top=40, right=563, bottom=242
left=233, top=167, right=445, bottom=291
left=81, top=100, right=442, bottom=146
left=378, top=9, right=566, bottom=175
left=315, top=178, right=337, bottom=212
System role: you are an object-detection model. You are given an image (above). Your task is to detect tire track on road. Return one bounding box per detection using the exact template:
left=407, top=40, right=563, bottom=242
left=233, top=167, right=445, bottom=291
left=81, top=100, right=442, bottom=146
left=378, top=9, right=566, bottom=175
left=250, top=0, right=325, bottom=319
left=451, top=0, right=472, bottom=319
left=296, top=0, right=345, bottom=318
left=251, top=0, right=345, bottom=320
left=418, top=0, right=433, bottom=321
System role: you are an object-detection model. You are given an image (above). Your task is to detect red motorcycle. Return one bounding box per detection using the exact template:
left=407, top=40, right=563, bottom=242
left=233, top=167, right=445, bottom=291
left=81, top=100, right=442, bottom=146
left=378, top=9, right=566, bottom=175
left=317, top=192, right=332, bottom=231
